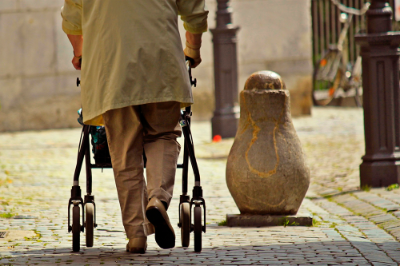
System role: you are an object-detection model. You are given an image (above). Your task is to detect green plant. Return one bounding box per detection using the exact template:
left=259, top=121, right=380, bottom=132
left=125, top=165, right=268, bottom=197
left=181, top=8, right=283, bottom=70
left=305, top=196, right=318, bottom=200
left=310, top=219, right=321, bottom=227
left=218, top=220, right=227, bottom=226
left=24, top=230, right=41, bottom=241
left=386, top=184, right=399, bottom=191
left=323, top=195, right=333, bottom=200
left=278, top=217, right=299, bottom=227
left=361, top=185, right=371, bottom=192
left=329, top=222, right=338, bottom=228
left=0, top=211, right=15, bottom=219
left=33, top=229, right=42, bottom=239
left=280, top=218, right=290, bottom=227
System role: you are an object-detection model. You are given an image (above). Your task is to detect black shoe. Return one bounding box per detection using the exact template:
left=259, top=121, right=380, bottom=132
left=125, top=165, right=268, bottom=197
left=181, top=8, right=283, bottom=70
left=146, top=197, right=175, bottom=249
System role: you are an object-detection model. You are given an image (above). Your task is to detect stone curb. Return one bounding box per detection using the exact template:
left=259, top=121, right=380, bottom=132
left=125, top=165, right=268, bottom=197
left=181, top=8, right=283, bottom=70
left=226, top=214, right=313, bottom=227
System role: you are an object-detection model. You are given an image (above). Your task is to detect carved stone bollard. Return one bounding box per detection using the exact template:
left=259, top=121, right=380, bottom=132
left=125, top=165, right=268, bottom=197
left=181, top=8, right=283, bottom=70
left=226, top=71, right=310, bottom=215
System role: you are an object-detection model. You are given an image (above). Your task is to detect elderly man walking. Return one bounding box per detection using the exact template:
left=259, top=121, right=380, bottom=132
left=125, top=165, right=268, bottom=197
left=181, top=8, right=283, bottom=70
left=61, top=0, right=208, bottom=253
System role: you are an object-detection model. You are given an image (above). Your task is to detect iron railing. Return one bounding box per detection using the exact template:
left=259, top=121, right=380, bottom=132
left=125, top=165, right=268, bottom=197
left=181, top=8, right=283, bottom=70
left=311, top=0, right=397, bottom=68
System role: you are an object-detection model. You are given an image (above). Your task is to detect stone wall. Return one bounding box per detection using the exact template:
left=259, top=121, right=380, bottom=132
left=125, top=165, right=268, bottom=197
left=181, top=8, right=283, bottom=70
left=0, top=0, right=312, bottom=132
left=188, top=0, right=313, bottom=120
left=0, top=0, right=81, bottom=132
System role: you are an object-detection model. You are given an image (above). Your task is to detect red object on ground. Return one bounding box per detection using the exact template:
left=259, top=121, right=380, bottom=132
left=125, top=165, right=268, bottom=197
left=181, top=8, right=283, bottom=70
left=213, top=135, right=222, bottom=142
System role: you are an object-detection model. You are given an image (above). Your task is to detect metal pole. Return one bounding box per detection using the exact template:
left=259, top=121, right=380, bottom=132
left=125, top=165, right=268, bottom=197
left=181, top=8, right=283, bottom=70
left=210, top=0, right=240, bottom=139
left=355, top=0, right=400, bottom=187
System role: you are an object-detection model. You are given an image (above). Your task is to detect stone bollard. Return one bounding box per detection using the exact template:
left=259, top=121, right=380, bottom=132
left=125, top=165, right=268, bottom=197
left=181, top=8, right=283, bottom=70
left=226, top=71, right=310, bottom=225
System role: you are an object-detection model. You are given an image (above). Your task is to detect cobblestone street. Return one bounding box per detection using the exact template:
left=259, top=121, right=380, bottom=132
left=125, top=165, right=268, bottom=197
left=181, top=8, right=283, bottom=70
left=2, top=107, right=400, bottom=265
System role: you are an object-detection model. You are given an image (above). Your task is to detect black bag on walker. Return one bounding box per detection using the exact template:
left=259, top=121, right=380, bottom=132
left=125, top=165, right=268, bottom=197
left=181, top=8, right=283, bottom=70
left=90, top=126, right=110, bottom=165
left=78, top=109, right=111, bottom=165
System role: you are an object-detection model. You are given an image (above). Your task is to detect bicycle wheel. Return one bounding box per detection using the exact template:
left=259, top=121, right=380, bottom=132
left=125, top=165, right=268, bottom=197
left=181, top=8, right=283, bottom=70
left=351, top=56, right=363, bottom=107
left=85, top=203, right=94, bottom=247
left=313, top=51, right=343, bottom=106
left=72, top=205, right=81, bottom=252
left=354, top=85, right=362, bottom=107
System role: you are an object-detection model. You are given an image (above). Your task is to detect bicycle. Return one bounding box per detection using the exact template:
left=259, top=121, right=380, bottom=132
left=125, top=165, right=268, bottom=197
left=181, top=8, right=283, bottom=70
left=312, top=0, right=370, bottom=107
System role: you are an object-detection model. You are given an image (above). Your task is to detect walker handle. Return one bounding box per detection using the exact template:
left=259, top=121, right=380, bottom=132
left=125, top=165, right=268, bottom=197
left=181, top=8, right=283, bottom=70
left=185, top=57, right=197, bottom=87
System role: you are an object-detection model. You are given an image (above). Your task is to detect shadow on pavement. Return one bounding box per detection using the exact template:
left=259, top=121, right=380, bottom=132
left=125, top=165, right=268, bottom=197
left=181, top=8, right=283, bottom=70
left=1, top=240, right=393, bottom=265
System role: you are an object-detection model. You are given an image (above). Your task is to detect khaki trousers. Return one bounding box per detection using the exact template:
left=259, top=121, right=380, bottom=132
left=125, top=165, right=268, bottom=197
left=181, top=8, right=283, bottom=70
left=103, top=102, right=181, bottom=239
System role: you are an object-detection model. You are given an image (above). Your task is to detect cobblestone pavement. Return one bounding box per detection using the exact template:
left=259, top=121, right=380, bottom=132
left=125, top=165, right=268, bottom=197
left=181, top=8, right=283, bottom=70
left=2, top=107, right=400, bottom=265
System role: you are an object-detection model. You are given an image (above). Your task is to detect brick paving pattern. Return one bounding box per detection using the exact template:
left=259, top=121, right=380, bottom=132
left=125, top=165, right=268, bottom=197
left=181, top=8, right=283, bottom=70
left=1, top=107, right=400, bottom=265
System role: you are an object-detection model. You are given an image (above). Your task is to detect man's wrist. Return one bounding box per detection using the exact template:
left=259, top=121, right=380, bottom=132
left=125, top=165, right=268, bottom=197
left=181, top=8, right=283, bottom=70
left=185, top=31, right=202, bottom=47
left=73, top=51, right=82, bottom=58
left=186, top=41, right=201, bottom=50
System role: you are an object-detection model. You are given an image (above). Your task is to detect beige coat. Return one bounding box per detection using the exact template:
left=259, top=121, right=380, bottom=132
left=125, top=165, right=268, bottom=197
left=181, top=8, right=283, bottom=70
left=61, top=0, right=208, bottom=125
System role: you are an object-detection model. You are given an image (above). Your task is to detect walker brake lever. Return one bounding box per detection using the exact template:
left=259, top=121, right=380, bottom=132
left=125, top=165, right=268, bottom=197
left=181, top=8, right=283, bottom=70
left=186, top=57, right=197, bottom=87
left=190, top=72, right=197, bottom=87
left=77, top=58, right=82, bottom=87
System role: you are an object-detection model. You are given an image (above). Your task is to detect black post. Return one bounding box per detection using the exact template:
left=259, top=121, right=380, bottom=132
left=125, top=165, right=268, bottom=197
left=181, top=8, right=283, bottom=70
left=356, top=0, right=400, bottom=187
left=210, top=0, right=239, bottom=139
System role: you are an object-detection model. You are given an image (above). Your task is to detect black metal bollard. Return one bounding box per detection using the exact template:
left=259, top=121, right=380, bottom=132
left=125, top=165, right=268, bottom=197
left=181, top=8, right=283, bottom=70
left=355, top=0, right=400, bottom=187
left=210, top=0, right=240, bottom=139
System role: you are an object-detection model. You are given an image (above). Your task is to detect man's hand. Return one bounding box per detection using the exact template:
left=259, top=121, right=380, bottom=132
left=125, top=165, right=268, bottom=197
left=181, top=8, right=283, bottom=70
left=67, top=34, right=83, bottom=70
left=184, top=31, right=203, bottom=68
left=72, top=55, right=82, bottom=70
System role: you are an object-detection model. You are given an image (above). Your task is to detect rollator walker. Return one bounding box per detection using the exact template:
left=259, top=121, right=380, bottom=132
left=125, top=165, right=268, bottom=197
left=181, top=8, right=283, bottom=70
left=67, top=61, right=206, bottom=252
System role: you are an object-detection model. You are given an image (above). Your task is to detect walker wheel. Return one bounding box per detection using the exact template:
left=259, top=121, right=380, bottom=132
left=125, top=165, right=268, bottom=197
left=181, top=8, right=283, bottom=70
left=72, top=205, right=81, bottom=252
left=194, top=206, right=202, bottom=252
left=85, top=203, right=94, bottom=247
left=180, top=202, right=191, bottom=248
